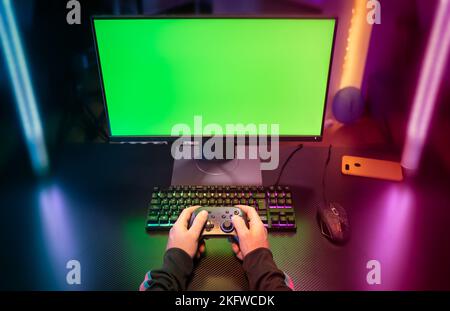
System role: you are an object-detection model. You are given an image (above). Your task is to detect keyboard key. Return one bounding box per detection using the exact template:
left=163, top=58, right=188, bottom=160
left=258, top=210, right=267, bottom=216
left=257, top=199, right=267, bottom=210
left=148, top=210, right=159, bottom=216
left=148, top=216, right=158, bottom=223
left=149, top=205, right=160, bottom=211
left=254, top=193, right=265, bottom=199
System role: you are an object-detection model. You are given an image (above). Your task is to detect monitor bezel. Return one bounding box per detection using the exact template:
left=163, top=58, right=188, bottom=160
left=91, top=15, right=338, bottom=143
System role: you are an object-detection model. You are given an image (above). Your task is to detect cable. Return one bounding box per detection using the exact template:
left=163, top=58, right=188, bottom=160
left=322, top=144, right=333, bottom=204
left=274, top=144, right=304, bottom=186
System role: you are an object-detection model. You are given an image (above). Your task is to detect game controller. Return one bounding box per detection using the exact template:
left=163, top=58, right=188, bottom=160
left=189, top=206, right=248, bottom=238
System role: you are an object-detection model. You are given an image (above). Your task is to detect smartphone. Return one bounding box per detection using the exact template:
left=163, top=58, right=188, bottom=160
left=341, top=155, right=403, bottom=181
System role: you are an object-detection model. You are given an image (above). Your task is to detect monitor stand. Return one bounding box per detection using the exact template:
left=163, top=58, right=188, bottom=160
left=171, top=146, right=262, bottom=186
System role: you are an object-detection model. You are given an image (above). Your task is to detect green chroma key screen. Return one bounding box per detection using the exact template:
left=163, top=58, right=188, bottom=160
left=93, top=18, right=336, bottom=138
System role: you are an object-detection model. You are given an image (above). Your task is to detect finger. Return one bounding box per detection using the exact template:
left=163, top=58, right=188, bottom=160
left=189, top=210, right=208, bottom=237
left=235, top=205, right=263, bottom=226
left=231, top=242, right=243, bottom=260
left=231, top=242, right=240, bottom=254
left=175, top=205, right=201, bottom=228
left=232, top=214, right=249, bottom=237
left=199, top=242, right=206, bottom=254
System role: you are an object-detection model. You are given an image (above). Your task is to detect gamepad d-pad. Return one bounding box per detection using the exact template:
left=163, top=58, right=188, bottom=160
left=189, top=206, right=247, bottom=238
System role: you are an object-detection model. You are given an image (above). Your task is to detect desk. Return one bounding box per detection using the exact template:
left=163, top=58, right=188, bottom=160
left=1, top=143, right=449, bottom=290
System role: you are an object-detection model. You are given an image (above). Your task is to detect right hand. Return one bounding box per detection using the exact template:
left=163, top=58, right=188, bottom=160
left=231, top=205, right=270, bottom=260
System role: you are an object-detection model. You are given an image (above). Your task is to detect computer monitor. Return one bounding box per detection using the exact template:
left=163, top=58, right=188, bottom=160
left=93, top=17, right=336, bottom=185
left=92, top=17, right=336, bottom=184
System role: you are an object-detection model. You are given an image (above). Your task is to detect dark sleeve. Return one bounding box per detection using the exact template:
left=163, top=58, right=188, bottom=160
left=141, top=248, right=193, bottom=291
left=242, top=248, right=293, bottom=291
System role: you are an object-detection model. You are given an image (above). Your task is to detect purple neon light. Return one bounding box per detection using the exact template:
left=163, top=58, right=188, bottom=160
left=402, top=0, right=450, bottom=170
left=38, top=183, right=78, bottom=288
left=364, top=185, right=415, bottom=290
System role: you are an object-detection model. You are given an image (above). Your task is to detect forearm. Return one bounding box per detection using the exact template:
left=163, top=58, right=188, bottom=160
left=140, top=248, right=193, bottom=291
left=243, top=248, right=292, bottom=291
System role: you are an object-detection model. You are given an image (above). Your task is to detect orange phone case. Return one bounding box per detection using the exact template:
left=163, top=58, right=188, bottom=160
left=341, top=156, right=403, bottom=181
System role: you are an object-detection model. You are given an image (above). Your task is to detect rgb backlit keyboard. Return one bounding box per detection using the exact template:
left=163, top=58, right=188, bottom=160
left=145, top=185, right=297, bottom=231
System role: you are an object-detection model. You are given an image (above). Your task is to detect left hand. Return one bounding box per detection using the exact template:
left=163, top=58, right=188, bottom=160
left=166, top=206, right=208, bottom=259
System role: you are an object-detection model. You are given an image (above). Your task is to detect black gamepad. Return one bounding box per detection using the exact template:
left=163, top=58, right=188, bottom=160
left=189, top=206, right=248, bottom=238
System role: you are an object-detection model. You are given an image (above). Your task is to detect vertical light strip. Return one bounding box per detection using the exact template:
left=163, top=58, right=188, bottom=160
left=340, top=0, right=374, bottom=89
left=0, top=0, right=48, bottom=175
left=401, top=0, right=450, bottom=170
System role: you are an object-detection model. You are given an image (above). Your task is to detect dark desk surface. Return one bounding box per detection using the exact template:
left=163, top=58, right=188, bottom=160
left=1, top=143, right=450, bottom=290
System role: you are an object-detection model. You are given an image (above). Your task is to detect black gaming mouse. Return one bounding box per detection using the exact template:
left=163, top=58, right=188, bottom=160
left=317, top=202, right=350, bottom=244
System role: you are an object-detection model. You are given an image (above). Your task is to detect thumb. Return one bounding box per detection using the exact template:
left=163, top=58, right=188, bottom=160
left=189, top=210, right=208, bottom=237
left=232, top=215, right=248, bottom=237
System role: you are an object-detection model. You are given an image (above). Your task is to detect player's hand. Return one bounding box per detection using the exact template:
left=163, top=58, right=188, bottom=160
left=166, top=206, right=208, bottom=259
left=231, top=205, right=270, bottom=260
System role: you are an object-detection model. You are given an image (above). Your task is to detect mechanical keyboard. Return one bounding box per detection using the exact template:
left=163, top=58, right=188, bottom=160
left=145, top=185, right=296, bottom=232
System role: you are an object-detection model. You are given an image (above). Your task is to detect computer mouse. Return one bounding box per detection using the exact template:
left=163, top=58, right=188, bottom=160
left=317, top=202, right=350, bottom=244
